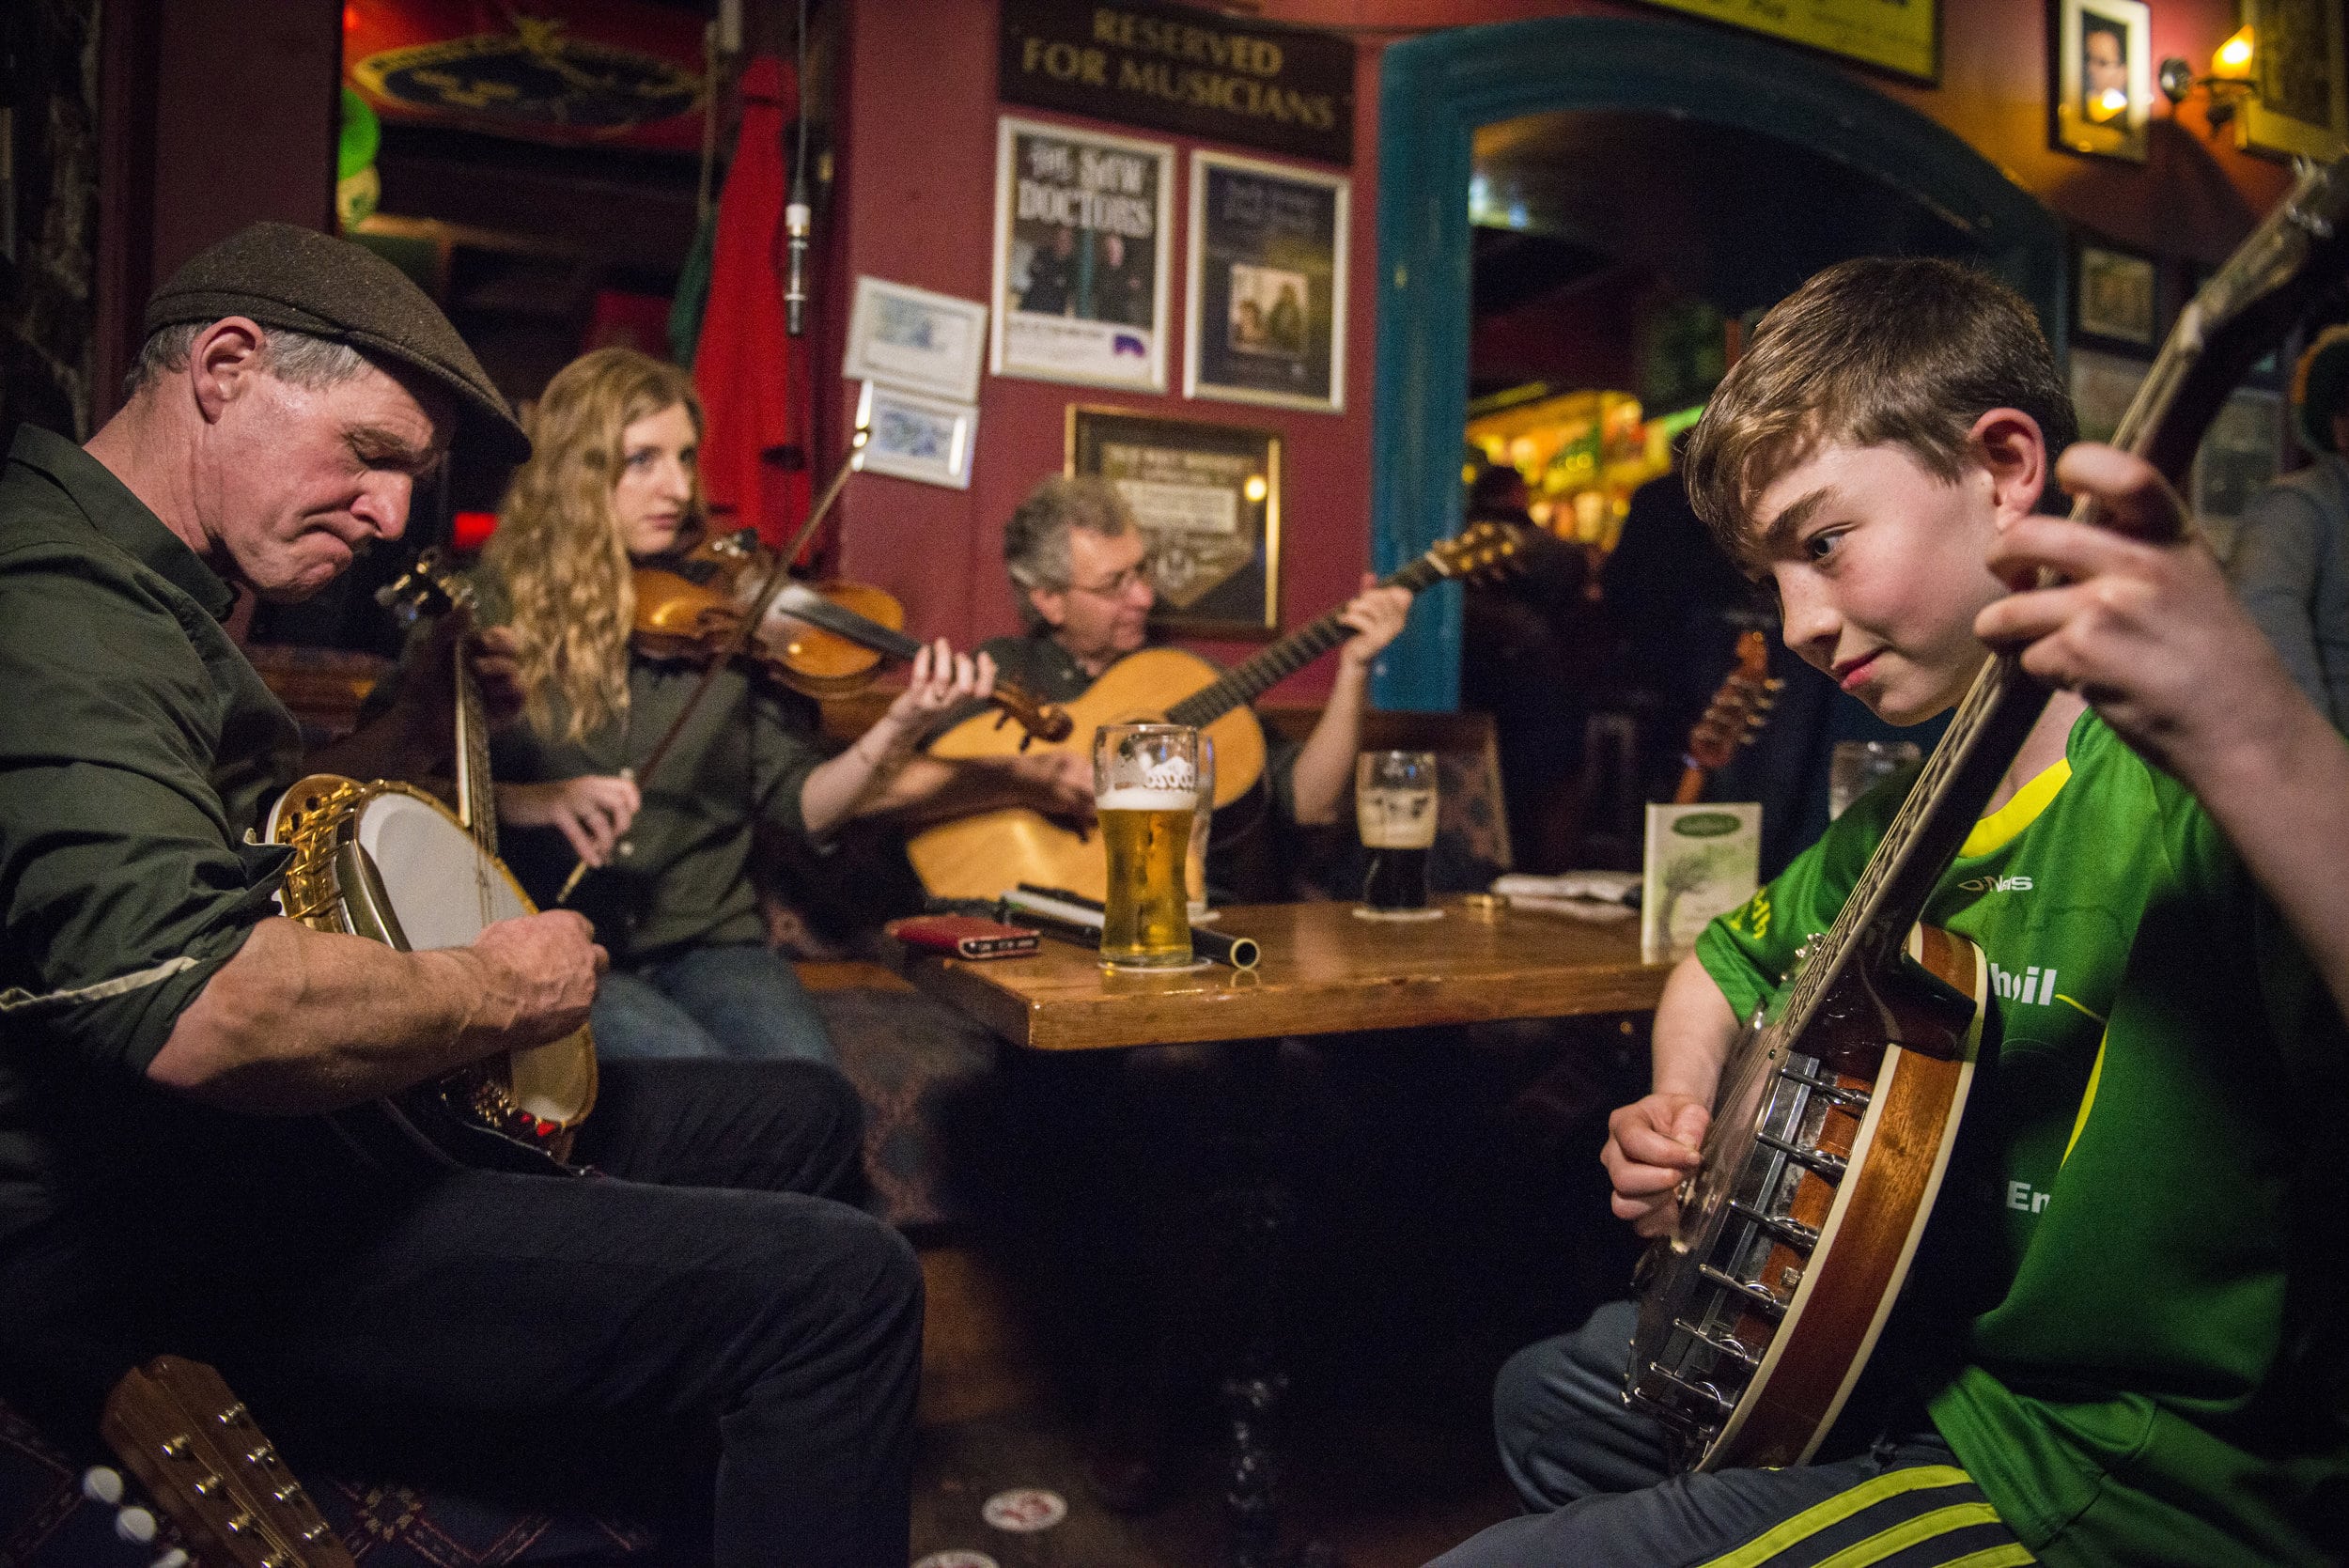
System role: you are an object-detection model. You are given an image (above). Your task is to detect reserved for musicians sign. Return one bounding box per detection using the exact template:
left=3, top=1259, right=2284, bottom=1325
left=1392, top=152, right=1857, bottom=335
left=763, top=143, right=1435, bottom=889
left=999, top=0, right=1354, bottom=166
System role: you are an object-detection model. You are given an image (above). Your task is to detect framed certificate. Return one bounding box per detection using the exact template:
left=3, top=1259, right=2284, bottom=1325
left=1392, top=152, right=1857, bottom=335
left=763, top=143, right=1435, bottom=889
left=842, top=277, right=988, bottom=403
left=1067, top=406, right=1282, bottom=639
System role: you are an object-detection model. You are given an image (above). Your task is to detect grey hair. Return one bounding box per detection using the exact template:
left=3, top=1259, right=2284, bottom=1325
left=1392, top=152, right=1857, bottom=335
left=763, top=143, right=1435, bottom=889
left=1003, top=475, right=1138, bottom=625
left=125, top=321, right=372, bottom=400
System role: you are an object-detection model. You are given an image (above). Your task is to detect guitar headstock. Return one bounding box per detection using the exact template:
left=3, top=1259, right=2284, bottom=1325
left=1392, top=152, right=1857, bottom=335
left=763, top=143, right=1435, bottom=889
left=989, top=678, right=1076, bottom=747
left=1427, top=520, right=1529, bottom=583
left=101, top=1356, right=354, bottom=1567
left=1686, top=630, right=1782, bottom=773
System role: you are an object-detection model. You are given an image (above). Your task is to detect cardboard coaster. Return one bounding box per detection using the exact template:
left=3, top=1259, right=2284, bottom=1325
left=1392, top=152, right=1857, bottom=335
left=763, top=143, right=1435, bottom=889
left=981, top=1487, right=1068, bottom=1532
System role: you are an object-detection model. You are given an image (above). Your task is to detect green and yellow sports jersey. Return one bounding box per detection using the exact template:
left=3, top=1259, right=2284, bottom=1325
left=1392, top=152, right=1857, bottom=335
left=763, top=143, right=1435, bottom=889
left=1697, top=711, right=2349, bottom=1568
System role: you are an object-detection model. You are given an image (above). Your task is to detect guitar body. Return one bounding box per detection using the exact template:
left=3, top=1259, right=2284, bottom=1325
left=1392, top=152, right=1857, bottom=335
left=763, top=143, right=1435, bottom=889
left=1627, top=923, right=1986, bottom=1470
left=908, top=646, right=1267, bottom=902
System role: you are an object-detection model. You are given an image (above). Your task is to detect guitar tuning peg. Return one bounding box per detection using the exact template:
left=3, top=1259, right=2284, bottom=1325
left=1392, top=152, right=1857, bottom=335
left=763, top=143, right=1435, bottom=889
left=80, top=1466, right=125, bottom=1504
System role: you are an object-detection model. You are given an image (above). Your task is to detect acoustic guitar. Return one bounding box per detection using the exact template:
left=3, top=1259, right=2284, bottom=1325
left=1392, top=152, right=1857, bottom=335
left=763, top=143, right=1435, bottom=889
left=1625, top=153, right=2349, bottom=1472
left=907, top=521, right=1525, bottom=902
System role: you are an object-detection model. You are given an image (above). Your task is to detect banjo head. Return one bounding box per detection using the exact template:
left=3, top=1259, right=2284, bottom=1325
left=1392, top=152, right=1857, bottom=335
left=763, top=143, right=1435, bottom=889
left=351, top=789, right=533, bottom=948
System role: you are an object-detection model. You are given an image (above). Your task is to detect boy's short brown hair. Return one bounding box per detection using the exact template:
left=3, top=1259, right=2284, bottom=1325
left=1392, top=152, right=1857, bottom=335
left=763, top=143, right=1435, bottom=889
left=1684, top=257, right=2076, bottom=567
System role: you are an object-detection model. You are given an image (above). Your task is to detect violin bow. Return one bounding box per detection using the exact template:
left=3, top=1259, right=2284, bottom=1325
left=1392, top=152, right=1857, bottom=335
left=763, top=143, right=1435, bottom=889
left=554, top=427, right=869, bottom=905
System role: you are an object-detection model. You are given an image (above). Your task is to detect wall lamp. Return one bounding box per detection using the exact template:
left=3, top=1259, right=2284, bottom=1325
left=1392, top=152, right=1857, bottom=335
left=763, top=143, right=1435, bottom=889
left=2158, top=26, right=2257, bottom=130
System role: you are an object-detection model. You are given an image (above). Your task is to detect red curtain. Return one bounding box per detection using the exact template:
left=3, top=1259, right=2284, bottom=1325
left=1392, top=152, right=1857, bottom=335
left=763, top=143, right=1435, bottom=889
left=694, top=55, right=815, bottom=557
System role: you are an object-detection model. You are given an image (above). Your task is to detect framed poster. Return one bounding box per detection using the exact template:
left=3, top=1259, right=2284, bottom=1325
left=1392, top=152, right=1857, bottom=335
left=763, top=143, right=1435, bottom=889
left=2052, top=0, right=2151, bottom=163
left=1631, top=0, right=1937, bottom=85
left=1067, top=407, right=1282, bottom=639
left=2068, top=345, right=2151, bottom=446
left=842, top=277, right=988, bottom=403
left=2190, top=387, right=2283, bottom=558
left=991, top=116, right=1174, bottom=392
left=1185, top=151, right=1349, bottom=413
left=2238, top=0, right=2347, bottom=161
left=2077, top=242, right=2157, bottom=346
left=852, top=382, right=977, bottom=490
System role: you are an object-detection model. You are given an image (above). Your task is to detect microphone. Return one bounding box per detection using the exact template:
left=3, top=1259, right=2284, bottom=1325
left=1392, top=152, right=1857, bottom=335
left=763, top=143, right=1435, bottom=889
left=785, top=179, right=811, bottom=337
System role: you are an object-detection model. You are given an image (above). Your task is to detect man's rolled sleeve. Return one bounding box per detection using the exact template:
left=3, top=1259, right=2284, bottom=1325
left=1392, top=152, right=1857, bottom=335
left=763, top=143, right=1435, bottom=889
left=0, top=565, right=281, bottom=1078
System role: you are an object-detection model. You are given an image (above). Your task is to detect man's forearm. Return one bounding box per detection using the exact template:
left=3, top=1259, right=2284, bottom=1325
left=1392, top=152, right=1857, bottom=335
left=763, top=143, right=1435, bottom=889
left=148, top=919, right=523, bottom=1113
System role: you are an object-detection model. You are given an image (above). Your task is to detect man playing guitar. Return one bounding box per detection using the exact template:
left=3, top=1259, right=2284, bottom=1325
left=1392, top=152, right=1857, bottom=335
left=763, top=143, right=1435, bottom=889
left=1437, top=257, right=2348, bottom=1568
left=895, top=474, right=1411, bottom=901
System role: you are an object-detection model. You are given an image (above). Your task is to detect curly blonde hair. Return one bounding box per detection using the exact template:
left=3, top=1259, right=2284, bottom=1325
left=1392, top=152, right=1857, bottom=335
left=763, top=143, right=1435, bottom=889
left=486, top=348, right=705, bottom=742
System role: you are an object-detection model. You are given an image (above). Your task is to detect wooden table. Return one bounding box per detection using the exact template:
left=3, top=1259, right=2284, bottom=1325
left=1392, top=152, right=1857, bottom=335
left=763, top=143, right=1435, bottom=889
left=903, top=896, right=1668, bottom=1567
left=904, top=896, right=1668, bottom=1050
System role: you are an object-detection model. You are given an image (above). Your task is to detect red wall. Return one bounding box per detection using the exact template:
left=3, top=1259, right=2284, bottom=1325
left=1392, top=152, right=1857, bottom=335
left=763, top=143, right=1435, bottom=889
left=825, top=0, right=2291, bottom=702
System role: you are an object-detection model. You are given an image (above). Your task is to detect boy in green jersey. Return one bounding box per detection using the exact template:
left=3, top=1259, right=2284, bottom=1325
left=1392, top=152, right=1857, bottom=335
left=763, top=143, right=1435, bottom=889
left=1434, top=258, right=2349, bottom=1568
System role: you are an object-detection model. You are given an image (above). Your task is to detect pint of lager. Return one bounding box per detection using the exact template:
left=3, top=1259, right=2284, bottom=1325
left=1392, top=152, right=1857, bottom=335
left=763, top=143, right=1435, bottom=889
left=1355, top=750, right=1441, bottom=921
left=1094, top=723, right=1199, bottom=969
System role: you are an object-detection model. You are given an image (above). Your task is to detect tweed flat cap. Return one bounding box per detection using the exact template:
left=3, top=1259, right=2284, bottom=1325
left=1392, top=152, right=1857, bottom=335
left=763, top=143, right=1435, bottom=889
left=2293, top=324, right=2349, bottom=456
left=145, top=222, right=529, bottom=464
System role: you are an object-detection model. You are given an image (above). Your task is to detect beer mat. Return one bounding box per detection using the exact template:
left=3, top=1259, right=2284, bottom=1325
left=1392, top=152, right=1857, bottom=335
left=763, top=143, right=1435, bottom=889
left=998, top=888, right=1261, bottom=970
left=1491, top=872, right=1642, bottom=906
left=1503, top=893, right=1638, bottom=923
left=1353, top=903, right=1446, bottom=922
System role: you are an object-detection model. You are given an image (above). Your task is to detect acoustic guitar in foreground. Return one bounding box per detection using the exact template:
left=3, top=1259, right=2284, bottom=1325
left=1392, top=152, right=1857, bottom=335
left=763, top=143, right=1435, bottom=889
left=909, top=521, right=1524, bottom=902
left=1625, top=153, right=2349, bottom=1473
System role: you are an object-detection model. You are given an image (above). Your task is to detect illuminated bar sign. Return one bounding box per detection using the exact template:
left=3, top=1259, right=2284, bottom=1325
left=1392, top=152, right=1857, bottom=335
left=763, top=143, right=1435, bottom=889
left=1000, top=0, right=1354, bottom=166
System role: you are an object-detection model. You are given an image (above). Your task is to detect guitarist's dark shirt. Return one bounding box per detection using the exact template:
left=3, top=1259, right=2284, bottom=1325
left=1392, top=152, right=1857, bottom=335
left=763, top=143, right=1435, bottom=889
left=0, top=425, right=311, bottom=1248
left=968, top=629, right=1305, bottom=903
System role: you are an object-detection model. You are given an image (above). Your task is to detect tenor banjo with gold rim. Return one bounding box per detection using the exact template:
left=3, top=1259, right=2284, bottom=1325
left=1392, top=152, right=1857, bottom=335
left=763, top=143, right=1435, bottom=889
left=266, top=551, right=597, bottom=1175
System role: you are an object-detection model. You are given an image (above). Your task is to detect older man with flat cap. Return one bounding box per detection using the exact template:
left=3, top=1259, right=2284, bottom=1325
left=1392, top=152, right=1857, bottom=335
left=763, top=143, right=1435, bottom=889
left=0, top=223, right=920, bottom=1566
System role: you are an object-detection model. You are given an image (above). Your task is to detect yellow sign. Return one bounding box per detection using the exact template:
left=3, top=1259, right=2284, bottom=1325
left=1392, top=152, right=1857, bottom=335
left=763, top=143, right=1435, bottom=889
left=1637, top=0, right=1938, bottom=83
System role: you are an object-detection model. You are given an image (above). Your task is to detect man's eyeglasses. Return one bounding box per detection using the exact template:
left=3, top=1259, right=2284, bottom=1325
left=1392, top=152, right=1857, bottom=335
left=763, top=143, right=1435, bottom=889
left=1066, top=555, right=1157, bottom=598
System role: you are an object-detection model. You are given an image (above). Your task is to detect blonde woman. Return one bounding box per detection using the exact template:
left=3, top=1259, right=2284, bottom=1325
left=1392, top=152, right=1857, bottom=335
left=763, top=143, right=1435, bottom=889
left=473, top=347, right=990, bottom=1063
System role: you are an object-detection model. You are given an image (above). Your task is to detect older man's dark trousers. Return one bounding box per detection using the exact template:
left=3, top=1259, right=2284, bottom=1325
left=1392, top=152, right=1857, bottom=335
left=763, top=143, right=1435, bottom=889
left=0, top=1059, right=921, bottom=1568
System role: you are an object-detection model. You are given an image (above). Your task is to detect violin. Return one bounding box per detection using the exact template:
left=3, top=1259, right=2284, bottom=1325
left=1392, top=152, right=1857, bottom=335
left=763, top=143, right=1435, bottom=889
left=630, top=535, right=1073, bottom=745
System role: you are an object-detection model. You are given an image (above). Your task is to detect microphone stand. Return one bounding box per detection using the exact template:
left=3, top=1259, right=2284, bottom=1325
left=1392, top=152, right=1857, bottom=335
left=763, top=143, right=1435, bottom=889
left=553, top=426, right=869, bottom=905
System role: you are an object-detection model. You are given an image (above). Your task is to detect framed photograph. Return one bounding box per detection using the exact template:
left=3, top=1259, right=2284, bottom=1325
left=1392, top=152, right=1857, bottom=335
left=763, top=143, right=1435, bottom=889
left=2052, top=0, right=2152, bottom=162
left=2237, top=0, right=2347, bottom=161
left=1185, top=151, right=1349, bottom=413
left=2190, top=387, right=2284, bottom=559
left=842, top=277, right=988, bottom=403
left=991, top=116, right=1174, bottom=393
left=2068, top=345, right=2151, bottom=446
left=852, top=381, right=977, bottom=490
left=1066, top=406, right=1282, bottom=639
left=2076, top=242, right=2157, bottom=346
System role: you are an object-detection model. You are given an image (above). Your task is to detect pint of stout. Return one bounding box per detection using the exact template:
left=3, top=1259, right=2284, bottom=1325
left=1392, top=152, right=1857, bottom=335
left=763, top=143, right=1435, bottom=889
left=1355, top=750, right=1441, bottom=920
left=1094, top=724, right=1199, bottom=969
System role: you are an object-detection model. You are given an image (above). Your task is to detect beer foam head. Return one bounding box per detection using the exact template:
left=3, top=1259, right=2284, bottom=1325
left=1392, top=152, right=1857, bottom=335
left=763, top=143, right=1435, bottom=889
left=1357, top=787, right=1438, bottom=847
left=1097, top=786, right=1197, bottom=812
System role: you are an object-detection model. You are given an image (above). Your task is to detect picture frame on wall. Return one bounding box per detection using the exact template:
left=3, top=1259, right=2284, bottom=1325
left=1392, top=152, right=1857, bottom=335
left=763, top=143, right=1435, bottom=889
left=2236, top=0, right=2348, bottom=161
left=1184, top=150, right=1349, bottom=413
left=2052, top=0, right=2152, bottom=162
left=852, top=381, right=978, bottom=490
left=841, top=277, right=988, bottom=403
left=2189, top=386, right=2284, bottom=560
left=2068, top=344, right=2152, bottom=446
left=2076, top=242, right=2158, bottom=346
left=991, top=116, right=1174, bottom=393
left=1067, top=406, right=1283, bottom=639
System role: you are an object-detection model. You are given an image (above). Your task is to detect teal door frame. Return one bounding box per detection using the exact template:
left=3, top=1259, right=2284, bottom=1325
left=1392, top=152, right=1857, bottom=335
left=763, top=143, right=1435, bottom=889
left=1369, top=15, right=2066, bottom=711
